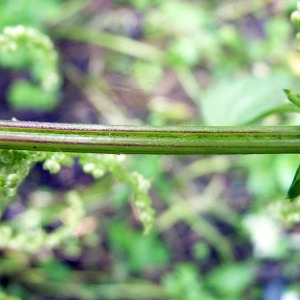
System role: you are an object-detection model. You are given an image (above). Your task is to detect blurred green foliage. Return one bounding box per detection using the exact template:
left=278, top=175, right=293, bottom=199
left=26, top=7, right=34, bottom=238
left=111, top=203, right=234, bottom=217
left=0, top=0, right=62, bottom=29
left=0, top=25, right=61, bottom=111
left=1, top=0, right=300, bottom=299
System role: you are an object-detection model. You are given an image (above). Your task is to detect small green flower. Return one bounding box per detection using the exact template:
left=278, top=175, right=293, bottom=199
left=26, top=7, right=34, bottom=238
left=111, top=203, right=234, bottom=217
left=291, top=10, right=300, bottom=30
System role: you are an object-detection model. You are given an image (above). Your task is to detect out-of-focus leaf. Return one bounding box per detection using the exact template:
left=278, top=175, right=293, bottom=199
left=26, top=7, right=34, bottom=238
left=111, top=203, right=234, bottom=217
left=0, top=0, right=62, bottom=29
left=200, top=74, right=291, bottom=125
left=107, top=221, right=170, bottom=272
left=238, top=154, right=300, bottom=200
left=163, top=264, right=215, bottom=300
left=132, top=61, right=163, bottom=93
left=207, top=263, right=255, bottom=297
left=8, top=81, right=59, bottom=111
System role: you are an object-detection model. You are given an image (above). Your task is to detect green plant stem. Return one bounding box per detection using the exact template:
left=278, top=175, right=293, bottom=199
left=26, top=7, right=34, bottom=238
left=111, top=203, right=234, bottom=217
left=54, top=25, right=164, bottom=62
left=0, top=120, right=300, bottom=155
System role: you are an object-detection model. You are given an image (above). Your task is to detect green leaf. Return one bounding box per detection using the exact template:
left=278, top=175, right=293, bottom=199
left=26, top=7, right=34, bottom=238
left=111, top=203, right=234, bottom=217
left=287, top=164, right=300, bottom=200
left=0, top=0, right=62, bottom=29
left=201, top=74, right=291, bottom=125
left=163, top=264, right=215, bottom=300
left=7, top=81, right=59, bottom=111
left=108, top=221, right=169, bottom=272
left=284, top=88, right=300, bottom=108
left=207, top=263, right=255, bottom=298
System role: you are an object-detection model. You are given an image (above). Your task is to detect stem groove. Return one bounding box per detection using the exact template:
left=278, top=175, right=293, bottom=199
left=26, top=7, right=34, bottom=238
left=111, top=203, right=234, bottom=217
left=0, top=121, right=300, bottom=155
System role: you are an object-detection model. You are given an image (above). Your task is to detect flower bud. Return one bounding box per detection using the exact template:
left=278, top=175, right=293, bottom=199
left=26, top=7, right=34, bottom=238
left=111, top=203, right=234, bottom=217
left=5, top=174, right=19, bottom=188
left=291, top=11, right=300, bottom=29
left=43, top=159, right=61, bottom=174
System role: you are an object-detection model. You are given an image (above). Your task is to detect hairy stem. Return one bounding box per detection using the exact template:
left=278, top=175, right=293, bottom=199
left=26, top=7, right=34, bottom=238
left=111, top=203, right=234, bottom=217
left=0, top=120, right=300, bottom=155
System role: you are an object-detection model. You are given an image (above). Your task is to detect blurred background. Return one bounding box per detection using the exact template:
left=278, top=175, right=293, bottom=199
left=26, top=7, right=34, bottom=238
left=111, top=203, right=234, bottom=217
left=1, top=0, right=300, bottom=299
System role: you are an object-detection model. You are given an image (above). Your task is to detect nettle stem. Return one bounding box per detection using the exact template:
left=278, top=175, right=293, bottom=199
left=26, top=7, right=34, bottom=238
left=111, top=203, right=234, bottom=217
left=0, top=120, right=300, bottom=155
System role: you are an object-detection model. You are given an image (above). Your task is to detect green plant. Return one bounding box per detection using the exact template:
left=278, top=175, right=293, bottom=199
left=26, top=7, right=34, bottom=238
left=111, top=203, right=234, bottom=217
left=0, top=25, right=60, bottom=110
left=2, top=1, right=300, bottom=299
left=0, top=0, right=299, bottom=257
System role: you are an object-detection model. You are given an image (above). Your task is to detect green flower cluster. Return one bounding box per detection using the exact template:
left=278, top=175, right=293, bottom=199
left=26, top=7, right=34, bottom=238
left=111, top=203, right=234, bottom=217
left=1, top=150, right=155, bottom=236
left=0, top=25, right=61, bottom=110
left=291, top=2, right=300, bottom=55
left=291, top=2, right=300, bottom=30
left=0, top=25, right=60, bottom=91
left=0, top=149, right=45, bottom=214
left=269, top=198, right=300, bottom=227
left=0, top=190, right=85, bottom=253
left=78, top=154, right=155, bottom=234
left=0, top=150, right=155, bottom=253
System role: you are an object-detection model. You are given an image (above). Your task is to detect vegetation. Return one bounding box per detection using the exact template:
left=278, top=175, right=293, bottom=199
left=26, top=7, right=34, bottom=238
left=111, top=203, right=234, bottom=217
left=1, top=0, right=300, bottom=299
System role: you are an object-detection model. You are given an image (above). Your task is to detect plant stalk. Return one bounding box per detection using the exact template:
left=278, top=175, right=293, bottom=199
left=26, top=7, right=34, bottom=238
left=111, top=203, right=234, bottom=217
left=0, top=120, right=300, bottom=155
